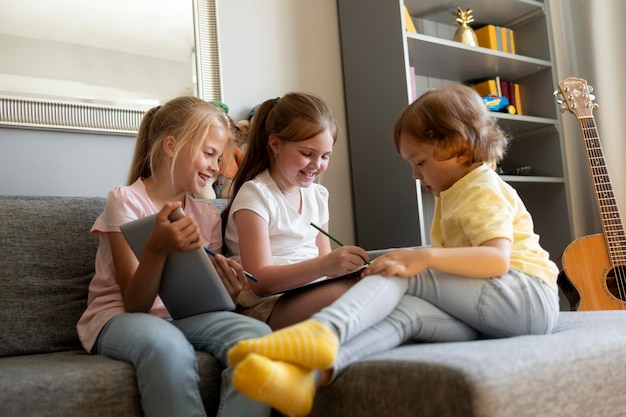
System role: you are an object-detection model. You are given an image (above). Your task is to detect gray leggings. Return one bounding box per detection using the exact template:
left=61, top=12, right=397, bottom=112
left=312, top=269, right=559, bottom=378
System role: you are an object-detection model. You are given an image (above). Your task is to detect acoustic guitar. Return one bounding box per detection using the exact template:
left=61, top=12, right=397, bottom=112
left=556, top=77, right=626, bottom=310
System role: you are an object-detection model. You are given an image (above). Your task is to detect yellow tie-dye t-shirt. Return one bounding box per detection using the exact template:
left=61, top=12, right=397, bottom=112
left=430, top=164, right=558, bottom=290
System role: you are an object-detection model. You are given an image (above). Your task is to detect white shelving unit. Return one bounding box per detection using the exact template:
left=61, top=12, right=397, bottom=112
left=337, top=0, right=572, bottom=260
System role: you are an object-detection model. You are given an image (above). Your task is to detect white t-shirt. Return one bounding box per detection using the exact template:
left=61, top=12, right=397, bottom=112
left=225, top=170, right=330, bottom=265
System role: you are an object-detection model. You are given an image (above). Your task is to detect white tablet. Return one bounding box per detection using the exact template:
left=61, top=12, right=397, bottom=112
left=120, top=209, right=235, bottom=319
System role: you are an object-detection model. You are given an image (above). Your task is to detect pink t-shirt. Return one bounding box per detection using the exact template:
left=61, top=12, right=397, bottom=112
left=76, top=178, right=222, bottom=352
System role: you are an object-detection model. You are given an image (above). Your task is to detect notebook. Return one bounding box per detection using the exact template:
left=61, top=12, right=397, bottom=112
left=265, top=266, right=366, bottom=296
left=119, top=209, right=235, bottom=319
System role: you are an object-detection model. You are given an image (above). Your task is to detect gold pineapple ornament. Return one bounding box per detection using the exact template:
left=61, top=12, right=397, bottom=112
left=452, top=7, right=478, bottom=46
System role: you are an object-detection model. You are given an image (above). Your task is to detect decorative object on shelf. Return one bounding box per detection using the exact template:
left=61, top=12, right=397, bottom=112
left=495, top=165, right=532, bottom=176
left=470, top=76, right=522, bottom=115
left=452, top=7, right=478, bottom=46
left=403, top=5, right=417, bottom=34
left=482, top=95, right=516, bottom=114
left=508, top=165, right=532, bottom=176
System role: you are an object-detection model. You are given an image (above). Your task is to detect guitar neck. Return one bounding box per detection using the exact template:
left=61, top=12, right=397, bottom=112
left=579, top=115, right=626, bottom=265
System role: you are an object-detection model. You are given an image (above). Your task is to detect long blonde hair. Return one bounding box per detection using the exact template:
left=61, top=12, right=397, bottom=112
left=127, top=96, right=230, bottom=185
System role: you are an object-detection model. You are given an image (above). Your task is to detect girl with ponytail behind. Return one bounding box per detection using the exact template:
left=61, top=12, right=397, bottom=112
left=223, top=92, right=370, bottom=330
left=77, top=96, right=272, bottom=417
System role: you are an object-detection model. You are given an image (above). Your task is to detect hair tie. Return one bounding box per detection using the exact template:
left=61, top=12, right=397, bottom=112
left=273, top=97, right=281, bottom=106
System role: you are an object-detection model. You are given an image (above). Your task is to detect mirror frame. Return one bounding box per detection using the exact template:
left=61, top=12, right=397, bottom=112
left=0, top=0, right=221, bottom=136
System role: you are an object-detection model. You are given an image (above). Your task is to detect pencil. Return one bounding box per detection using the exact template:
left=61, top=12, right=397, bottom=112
left=203, top=247, right=258, bottom=282
left=310, top=223, right=370, bottom=265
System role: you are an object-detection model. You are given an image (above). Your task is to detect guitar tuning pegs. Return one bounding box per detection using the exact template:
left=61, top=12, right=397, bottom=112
left=589, top=94, right=596, bottom=101
left=556, top=98, right=564, bottom=105
left=553, top=89, right=559, bottom=96
left=593, top=103, right=600, bottom=109
left=560, top=105, right=568, bottom=113
left=587, top=85, right=594, bottom=93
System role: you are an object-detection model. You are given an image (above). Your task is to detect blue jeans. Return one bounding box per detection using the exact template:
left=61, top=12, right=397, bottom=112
left=94, top=311, right=272, bottom=417
left=314, top=269, right=559, bottom=377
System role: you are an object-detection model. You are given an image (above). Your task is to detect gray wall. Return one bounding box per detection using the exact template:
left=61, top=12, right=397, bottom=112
left=0, top=127, right=133, bottom=196
left=549, top=0, right=626, bottom=238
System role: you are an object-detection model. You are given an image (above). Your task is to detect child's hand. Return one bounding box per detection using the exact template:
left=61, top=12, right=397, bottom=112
left=146, top=203, right=203, bottom=255
left=212, top=254, right=246, bottom=300
left=321, top=246, right=370, bottom=277
left=361, top=248, right=426, bottom=278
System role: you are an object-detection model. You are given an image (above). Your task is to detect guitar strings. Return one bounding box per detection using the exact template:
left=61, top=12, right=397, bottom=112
left=581, top=116, right=626, bottom=308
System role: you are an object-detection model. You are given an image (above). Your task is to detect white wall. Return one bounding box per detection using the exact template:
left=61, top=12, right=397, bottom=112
left=218, top=0, right=355, bottom=245
left=0, top=0, right=357, bottom=244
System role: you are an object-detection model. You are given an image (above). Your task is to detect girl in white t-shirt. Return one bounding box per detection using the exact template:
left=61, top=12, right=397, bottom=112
left=76, top=96, right=272, bottom=417
left=223, top=93, right=370, bottom=330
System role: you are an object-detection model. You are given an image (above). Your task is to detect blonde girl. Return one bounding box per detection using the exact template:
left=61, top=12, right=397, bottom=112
left=77, top=96, right=272, bottom=417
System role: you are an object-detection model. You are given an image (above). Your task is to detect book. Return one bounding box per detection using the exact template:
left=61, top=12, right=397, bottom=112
left=507, top=27, right=516, bottom=54
left=403, top=6, right=417, bottom=34
left=474, top=24, right=515, bottom=54
left=514, top=82, right=523, bottom=115
left=409, top=66, right=417, bottom=102
left=500, top=26, right=509, bottom=53
left=471, top=77, right=500, bottom=97
left=474, top=24, right=498, bottom=50
left=500, top=79, right=511, bottom=102
left=507, top=81, right=516, bottom=111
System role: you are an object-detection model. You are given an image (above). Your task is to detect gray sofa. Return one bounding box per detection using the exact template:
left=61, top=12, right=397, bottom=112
left=2, top=195, right=626, bottom=417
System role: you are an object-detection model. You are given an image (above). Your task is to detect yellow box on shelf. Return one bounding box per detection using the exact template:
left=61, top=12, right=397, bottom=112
left=403, top=6, right=417, bottom=34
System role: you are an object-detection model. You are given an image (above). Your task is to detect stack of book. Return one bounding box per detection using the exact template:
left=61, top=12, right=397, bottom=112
left=469, top=76, right=523, bottom=115
left=473, top=24, right=516, bottom=54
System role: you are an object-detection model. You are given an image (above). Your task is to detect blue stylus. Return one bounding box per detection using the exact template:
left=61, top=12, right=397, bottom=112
left=203, top=247, right=258, bottom=282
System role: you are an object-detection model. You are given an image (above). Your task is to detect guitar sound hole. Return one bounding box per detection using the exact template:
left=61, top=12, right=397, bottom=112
left=606, top=266, right=626, bottom=301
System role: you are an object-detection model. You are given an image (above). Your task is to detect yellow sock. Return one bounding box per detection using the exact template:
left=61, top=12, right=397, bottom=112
left=228, top=319, right=338, bottom=369
left=233, top=353, right=315, bottom=417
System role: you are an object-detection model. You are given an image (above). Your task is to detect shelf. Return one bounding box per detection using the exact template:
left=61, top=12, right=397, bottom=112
left=501, top=175, right=565, bottom=183
left=493, top=113, right=558, bottom=136
left=407, top=33, right=551, bottom=81
left=405, top=0, right=544, bottom=27
left=337, top=0, right=571, bottom=257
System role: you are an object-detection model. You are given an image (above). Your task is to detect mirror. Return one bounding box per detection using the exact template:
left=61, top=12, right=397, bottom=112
left=0, top=0, right=221, bottom=135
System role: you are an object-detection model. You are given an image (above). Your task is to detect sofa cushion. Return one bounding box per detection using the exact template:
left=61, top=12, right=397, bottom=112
left=0, top=196, right=105, bottom=357
left=310, top=310, right=626, bottom=417
left=0, top=350, right=223, bottom=417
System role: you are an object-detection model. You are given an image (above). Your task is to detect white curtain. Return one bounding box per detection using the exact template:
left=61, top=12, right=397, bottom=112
left=548, top=0, right=626, bottom=238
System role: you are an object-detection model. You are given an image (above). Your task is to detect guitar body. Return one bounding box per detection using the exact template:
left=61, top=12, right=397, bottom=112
left=562, top=234, right=626, bottom=310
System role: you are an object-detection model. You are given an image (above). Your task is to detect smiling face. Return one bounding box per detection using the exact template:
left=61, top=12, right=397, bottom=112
left=398, top=132, right=476, bottom=196
left=174, top=124, right=229, bottom=195
left=268, top=129, right=334, bottom=193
